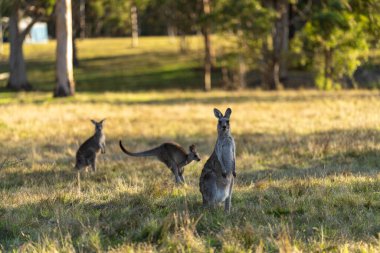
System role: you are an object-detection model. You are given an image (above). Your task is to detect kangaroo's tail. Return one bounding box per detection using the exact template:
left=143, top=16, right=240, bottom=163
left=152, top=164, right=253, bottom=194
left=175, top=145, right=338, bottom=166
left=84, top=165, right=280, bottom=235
left=119, top=140, right=160, bottom=157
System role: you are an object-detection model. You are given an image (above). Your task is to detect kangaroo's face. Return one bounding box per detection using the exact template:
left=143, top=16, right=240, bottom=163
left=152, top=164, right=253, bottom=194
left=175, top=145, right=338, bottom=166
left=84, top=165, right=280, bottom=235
left=214, top=108, right=232, bottom=135
left=189, top=144, right=201, bottom=162
left=91, top=119, right=105, bottom=132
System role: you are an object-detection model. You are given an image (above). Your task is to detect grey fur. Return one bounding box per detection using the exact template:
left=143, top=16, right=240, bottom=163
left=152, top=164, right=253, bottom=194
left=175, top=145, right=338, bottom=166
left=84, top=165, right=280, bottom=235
left=119, top=141, right=201, bottom=184
left=75, top=119, right=106, bottom=172
left=199, top=108, right=236, bottom=213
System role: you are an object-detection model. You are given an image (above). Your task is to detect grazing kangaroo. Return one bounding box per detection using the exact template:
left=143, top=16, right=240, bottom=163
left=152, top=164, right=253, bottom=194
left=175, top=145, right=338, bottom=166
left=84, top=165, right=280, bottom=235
left=199, top=108, right=236, bottom=213
left=75, top=119, right=106, bottom=172
left=119, top=141, right=201, bottom=184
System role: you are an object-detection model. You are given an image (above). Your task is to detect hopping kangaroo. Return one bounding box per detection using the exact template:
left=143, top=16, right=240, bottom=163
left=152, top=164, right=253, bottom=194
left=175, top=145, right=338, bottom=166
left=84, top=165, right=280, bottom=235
left=200, top=108, right=236, bottom=213
left=75, top=119, right=106, bottom=172
left=119, top=141, right=201, bottom=184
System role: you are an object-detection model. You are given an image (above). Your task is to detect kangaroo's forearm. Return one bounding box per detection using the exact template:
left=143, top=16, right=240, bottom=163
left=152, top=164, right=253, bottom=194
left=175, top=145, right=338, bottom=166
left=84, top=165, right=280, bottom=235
left=216, top=152, right=226, bottom=172
left=178, top=160, right=188, bottom=168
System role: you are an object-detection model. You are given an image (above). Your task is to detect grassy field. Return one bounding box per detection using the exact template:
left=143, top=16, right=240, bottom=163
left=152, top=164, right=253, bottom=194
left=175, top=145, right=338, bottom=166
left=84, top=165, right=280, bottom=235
left=0, top=36, right=223, bottom=92
left=0, top=38, right=380, bottom=252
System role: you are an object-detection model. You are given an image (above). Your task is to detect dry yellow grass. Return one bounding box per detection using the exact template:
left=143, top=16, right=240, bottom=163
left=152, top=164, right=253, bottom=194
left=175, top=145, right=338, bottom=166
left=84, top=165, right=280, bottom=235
left=0, top=90, right=379, bottom=252
left=0, top=35, right=379, bottom=252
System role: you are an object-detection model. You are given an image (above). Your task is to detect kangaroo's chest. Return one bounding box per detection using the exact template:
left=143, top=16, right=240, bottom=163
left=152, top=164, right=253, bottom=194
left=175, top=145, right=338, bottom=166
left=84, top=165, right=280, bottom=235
left=215, top=137, right=234, bottom=167
left=92, top=138, right=104, bottom=154
left=99, top=135, right=105, bottom=144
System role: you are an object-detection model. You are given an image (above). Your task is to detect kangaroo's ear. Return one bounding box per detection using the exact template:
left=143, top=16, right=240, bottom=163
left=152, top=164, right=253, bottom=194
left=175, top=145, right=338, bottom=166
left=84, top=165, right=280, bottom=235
left=91, top=119, right=97, bottom=125
left=189, top=144, right=196, bottom=152
left=224, top=108, right=232, bottom=119
left=100, top=119, right=106, bottom=124
left=214, top=108, right=223, bottom=119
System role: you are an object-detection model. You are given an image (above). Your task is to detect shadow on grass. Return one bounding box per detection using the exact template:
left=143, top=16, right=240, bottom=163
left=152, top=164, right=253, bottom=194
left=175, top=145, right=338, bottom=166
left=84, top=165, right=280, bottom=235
left=0, top=181, right=202, bottom=250
left=233, top=179, right=379, bottom=245
left=0, top=52, right=223, bottom=92
left=3, top=90, right=380, bottom=108
left=0, top=169, right=76, bottom=191
left=100, top=92, right=380, bottom=106
left=238, top=148, right=380, bottom=186
left=236, top=128, right=380, bottom=184
left=1, top=177, right=378, bottom=251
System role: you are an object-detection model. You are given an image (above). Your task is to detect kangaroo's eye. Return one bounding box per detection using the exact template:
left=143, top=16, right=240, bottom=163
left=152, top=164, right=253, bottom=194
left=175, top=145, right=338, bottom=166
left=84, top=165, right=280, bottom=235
left=226, top=120, right=229, bottom=124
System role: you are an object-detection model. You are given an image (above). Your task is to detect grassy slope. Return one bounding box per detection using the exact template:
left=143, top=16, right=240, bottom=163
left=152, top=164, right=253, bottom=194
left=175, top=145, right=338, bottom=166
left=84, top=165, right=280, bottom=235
left=0, top=38, right=379, bottom=252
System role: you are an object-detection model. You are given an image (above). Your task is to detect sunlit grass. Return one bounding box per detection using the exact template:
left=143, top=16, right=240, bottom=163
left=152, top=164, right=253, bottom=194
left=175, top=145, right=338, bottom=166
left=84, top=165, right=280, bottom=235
left=0, top=89, right=380, bottom=252
left=0, top=37, right=379, bottom=252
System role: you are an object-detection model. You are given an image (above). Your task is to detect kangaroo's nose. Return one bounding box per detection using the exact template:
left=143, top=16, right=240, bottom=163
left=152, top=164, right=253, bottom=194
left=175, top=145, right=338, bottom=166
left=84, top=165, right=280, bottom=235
left=222, top=126, right=227, bottom=130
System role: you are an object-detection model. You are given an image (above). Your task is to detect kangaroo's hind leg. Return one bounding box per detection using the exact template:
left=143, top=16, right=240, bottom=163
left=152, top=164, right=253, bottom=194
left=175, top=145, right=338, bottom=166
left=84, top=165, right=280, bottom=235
left=179, top=167, right=186, bottom=183
left=201, top=171, right=217, bottom=208
left=77, top=170, right=81, bottom=194
left=224, top=178, right=234, bottom=213
left=89, top=156, right=97, bottom=172
left=167, top=160, right=182, bottom=184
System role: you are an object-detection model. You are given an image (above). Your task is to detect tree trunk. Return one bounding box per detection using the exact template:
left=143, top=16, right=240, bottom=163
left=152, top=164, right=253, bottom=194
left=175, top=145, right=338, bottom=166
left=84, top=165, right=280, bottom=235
left=167, top=24, right=176, bottom=43
left=54, top=0, right=75, bottom=97
left=72, top=0, right=81, bottom=67
left=179, top=32, right=187, bottom=53
left=261, top=36, right=276, bottom=90
left=221, top=66, right=231, bottom=88
left=278, top=0, right=289, bottom=80
left=7, top=6, right=31, bottom=91
left=202, top=0, right=212, bottom=91
left=0, top=12, right=3, bottom=56
left=79, top=0, right=85, bottom=38
left=323, top=48, right=333, bottom=89
left=131, top=5, right=138, bottom=47
left=238, top=54, right=247, bottom=88
left=261, top=0, right=288, bottom=90
left=72, top=36, right=79, bottom=67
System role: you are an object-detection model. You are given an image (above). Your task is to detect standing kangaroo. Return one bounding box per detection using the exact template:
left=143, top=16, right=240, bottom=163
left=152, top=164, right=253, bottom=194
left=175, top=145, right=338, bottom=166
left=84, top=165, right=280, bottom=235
left=119, top=141, right=201, bottom=184
left=199, top=108, right=236, bottom=213
left=75, top=119, right=106, bottom=172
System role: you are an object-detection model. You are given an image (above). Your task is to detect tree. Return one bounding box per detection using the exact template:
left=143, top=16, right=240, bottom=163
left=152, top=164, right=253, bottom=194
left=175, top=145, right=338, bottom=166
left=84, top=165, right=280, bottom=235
left=148, top=0, right=199, bottom=51
left=0, top=1, right=11, bottom=56
left=145, top=0, right=213, bottom=90
left=72, top=0, right=86, bottom=67
left=130, top=4, right=138, bottom=47
left=85, top=0, right=147, bottom=39
left=202, top=0, right=212, bottom=91
left=130, top=0, right=149, bottom=47
left=5, top=0, right=54, bottom=91
left=215, top=0, right=274, bottom=89
left=301, top=0, right=370, bottom=89
left=350, top=0, right=380, bottom=48
left=261, top=0, right=289, bottom=90
left=54, top=0, right=75, bottom=97
left=86, top=0, right=130, bottom=37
